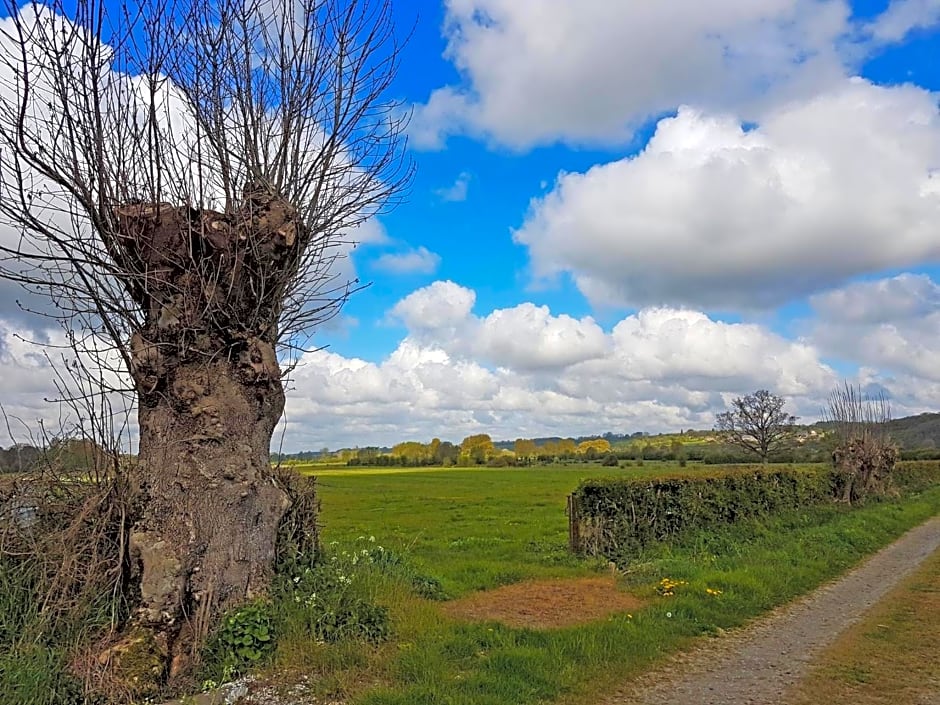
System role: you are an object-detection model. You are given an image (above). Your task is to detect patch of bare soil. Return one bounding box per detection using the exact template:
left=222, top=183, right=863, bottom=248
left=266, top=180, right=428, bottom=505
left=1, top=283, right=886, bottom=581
left=443, top=575, right=644, bottom=629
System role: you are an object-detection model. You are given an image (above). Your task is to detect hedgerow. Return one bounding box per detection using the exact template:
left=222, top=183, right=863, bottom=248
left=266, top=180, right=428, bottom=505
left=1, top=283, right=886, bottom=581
left=569, top=462, right=940, bottom=562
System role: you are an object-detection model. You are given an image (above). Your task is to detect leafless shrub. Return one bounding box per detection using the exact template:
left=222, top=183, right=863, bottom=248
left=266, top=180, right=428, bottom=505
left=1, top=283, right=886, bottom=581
left=825, top=382, right=898, bottom=503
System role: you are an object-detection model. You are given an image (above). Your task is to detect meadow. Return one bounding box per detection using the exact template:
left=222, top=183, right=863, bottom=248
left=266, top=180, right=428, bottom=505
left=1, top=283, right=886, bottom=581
left=260, top=462, right=940, bottom=705
left=310, top=463, right=663, bottom=595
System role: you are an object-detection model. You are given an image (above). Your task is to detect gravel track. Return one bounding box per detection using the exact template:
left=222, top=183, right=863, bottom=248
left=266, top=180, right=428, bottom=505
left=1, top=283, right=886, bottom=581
left=602, top=515, right=940, bottom=705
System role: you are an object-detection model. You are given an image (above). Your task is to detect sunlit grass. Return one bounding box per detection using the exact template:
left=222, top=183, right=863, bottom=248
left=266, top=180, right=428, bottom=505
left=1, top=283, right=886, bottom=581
left=265, top=463, right=940, bottom=705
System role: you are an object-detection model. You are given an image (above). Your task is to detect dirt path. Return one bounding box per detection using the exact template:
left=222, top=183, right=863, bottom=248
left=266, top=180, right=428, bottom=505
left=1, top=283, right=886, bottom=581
left=602, top=515, right=940, bottom=705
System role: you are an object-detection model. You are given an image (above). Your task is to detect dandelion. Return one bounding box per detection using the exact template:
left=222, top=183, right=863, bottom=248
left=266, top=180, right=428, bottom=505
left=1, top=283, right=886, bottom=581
left=657, top=577, right=688, bottom=596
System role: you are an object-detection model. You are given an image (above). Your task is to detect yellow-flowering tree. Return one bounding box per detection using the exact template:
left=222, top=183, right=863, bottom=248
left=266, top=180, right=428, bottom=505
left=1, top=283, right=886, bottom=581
left=460, top=434, right=496, bottom=464
left=577, top=439, right=612, bottom=455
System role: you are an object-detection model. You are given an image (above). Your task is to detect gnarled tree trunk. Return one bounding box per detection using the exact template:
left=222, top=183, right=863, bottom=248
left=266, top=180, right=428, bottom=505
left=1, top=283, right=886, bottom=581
left=0, top=1, right=408, bottom=697
left=114, top=189, right=304, bottom=680
left=131, top=353, right=289, bottom=677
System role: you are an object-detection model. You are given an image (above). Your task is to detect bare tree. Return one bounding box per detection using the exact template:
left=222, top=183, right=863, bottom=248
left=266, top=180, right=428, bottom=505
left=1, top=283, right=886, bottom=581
left=716, top=390, right=797, bottom=463
left=0, top=0, right=411, bottom=684
left=825, top=382, right=898, bottom=503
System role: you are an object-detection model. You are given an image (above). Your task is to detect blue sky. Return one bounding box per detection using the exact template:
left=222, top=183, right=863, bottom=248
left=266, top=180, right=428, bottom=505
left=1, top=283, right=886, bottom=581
left=325, top=0, right=940, bottom=359
left=1, top=0, right=940, bottom=451
left=262, top=0, right=940, bottom=449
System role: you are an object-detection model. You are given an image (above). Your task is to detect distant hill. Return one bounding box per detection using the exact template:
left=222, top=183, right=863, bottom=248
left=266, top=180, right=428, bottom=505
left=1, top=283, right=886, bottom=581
left=885, top=413, right=940, bottom=449
left=492, top=416, right=940, bottom=452
left=810, top=413, right=940, bottom=450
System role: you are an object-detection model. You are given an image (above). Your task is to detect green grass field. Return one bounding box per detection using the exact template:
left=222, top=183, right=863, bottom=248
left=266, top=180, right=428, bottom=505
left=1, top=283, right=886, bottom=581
left=312, top=463, right=662, bottom=595
left=263, top=463, right=940, bottom=705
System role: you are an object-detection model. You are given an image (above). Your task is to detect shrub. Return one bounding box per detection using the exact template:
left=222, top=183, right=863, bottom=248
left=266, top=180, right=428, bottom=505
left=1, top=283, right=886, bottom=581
left=203, top=601, right=275, bottom=679
left=569, top=466, right=833, bottom=562
left=568, top=461, right=940, bottom=564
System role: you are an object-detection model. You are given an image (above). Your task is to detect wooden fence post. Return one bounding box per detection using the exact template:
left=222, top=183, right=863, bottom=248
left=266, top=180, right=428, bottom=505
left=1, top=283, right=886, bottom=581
left=567, top=494, right=580, bottom=553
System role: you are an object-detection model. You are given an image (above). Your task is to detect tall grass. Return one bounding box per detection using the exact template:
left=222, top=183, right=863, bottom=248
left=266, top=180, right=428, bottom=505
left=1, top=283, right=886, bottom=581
left=0, top=475, right=129, bottom=705
left=0, top=557, right=96, bottom=705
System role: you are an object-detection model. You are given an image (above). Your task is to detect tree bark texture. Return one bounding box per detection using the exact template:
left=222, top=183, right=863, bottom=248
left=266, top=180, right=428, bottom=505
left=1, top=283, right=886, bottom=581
left=131, top=353, right=289, bottom=675
left=114, top=189, right=303, bottom=677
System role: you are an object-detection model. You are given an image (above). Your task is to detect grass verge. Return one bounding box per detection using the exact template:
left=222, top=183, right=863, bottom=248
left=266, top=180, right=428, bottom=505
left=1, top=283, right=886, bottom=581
left=786, top=544, right=940, bottom=704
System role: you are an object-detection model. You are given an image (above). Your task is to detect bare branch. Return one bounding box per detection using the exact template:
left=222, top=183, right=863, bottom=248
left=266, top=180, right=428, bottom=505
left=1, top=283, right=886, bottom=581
left=0, top=0, right=411, bottom=686
left=0, top=0, right=412, bottom=369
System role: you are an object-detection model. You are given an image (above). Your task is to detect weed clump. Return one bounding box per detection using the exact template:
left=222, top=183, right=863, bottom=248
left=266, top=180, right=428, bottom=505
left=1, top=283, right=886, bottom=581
left=0, top=471, right=136, bottom=704
left=201, top=538, right=403, bottom=685
left=202, top=601, right=275, bottom=683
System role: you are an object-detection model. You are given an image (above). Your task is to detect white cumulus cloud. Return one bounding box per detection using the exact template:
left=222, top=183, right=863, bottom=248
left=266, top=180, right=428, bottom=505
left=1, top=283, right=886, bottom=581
left=514, top=79, right=940, bottom=310
left=0, top=321, right=134, bottom=447
left=810, top=273, right=940, bottom=382
left=867, top=0, right=940, bottom=42
left=388, top=281, right=611, bottom=371
left=372, top=246, right=441, bottom=275
left=279, top=282, right=844, bottom=449
left=435, top=171, right=472, bottom=202
left=411, top=0, right=851, bottom=149
left=474, top=303, right=611, bottom=371
left=389, top=280, right=477, bottom=330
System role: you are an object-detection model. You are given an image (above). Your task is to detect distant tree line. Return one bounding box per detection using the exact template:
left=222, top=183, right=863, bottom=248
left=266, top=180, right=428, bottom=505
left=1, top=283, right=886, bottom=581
left=342, top=434, right=619, bottom=468
left=0, top=437, right=113, bottom=474
left=276, top=405, right=940, bottom=470
left=0, top=445, right=41, bottom=474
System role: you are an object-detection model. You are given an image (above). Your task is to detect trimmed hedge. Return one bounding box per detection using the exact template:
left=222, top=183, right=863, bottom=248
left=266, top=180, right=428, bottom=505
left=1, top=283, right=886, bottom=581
left=893, top=460, right=940, bottom=492
left=569, top=462, right=940, bottom=561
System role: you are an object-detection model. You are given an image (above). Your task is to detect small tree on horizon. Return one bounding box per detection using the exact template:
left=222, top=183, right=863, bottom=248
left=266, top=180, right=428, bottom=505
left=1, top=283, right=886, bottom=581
left=716, top=390, right=797, bottom=463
